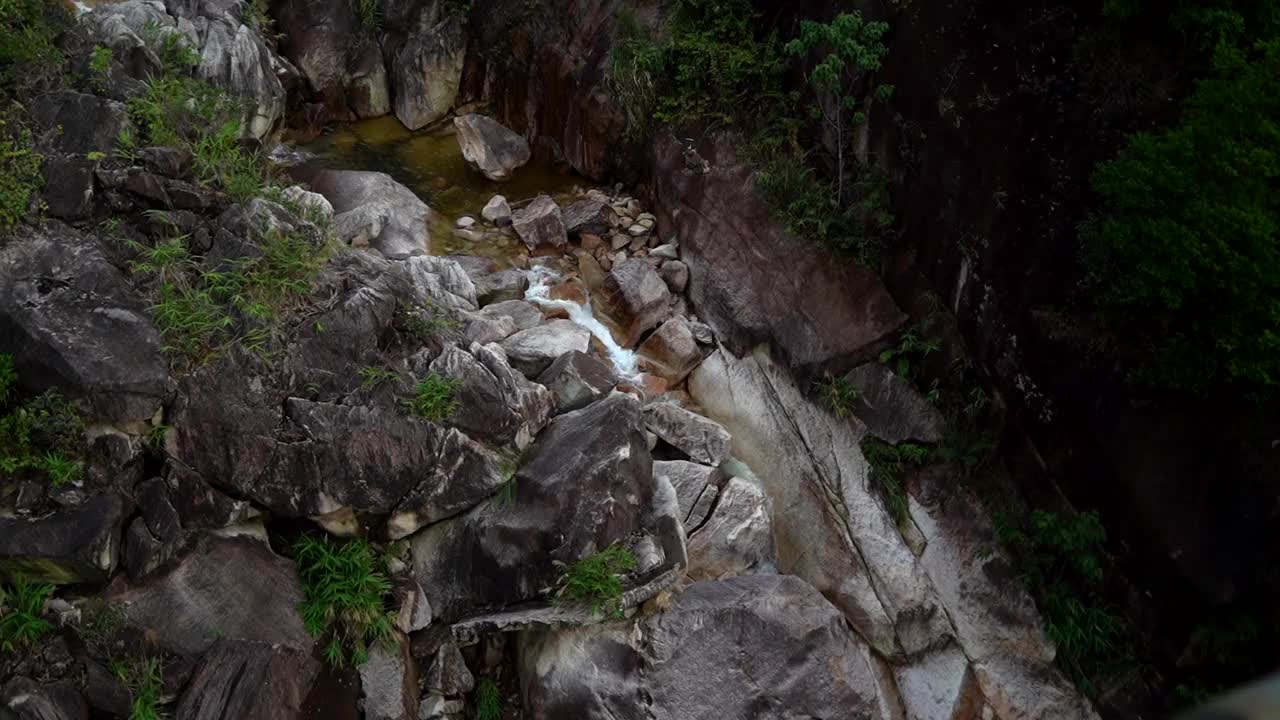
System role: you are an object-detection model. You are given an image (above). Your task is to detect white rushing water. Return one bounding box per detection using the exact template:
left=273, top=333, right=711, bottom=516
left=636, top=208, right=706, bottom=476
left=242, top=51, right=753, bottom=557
left=523, top=265, right=640, bottom=380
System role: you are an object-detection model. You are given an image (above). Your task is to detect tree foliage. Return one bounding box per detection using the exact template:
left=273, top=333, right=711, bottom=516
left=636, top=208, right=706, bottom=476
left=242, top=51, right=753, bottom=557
left=1086, top=40, right=1280, bottom=398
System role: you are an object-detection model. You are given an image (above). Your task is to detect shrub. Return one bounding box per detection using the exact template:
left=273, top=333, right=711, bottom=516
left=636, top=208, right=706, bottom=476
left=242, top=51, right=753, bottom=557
left=400, top=373, right=460, bottom=422
left=111, top=657, right=164, bottom=720
left=0, top=352, right=15, bottom=405
left=1084, top=40, right=1280, bottom=399
left=860, top=437, right=928, bottom=524
left=0, top=0, right=69, bottom=100
left=292, top=534, right=394, bottom=666
left=0, top=118, right=43, bottom=233
left=996, top=509, right=1133, bottom=692
left=475, top=677, right=502, bottom=720
left=555, top=544, right=636, bottom=616
left=816, top=373, right=861, bottom=419
left=0, top=360, right=87, bottom=486
left=0, top=576, right=54, bottom=652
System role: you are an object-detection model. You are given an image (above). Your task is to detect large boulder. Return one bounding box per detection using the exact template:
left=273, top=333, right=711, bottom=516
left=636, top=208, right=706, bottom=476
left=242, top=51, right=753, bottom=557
left=107, top=533, right=312, bottom=657
left=652, top=460, right=722, bottom=531
left=428, top=343, right=554, bottom=449
left=688, top=347, right=951, bottom=659
left=510, top=195, right=567, bottom=250
left=536, top=350, right=617, bottom=413
left=636, top=317, right=702, bottom=384
left=0, top=678, right=88, bottom=720
left=842, top=363, right=946, bottom=444
left=642, top=403, right=731, bottom=467
left=358, top=635, right=417, bottom=720
left=601, top=258, right=671, bottom=347
left=30, top=91, right=130, bottom=155
left=410, top=392, right=682, bottom=621
left=685, top=477, right=775, bottom=580
left=393, top=17, right=466, bottom=130
left=519, top=575, right=891, bottom=720
left=561, top=193, right=613, bottom=236
left=309, top=170, right=433, bottom=258
left=0, top=223, right=171, bottom=424
left=654, top=133, right=905, bottom=372
left=0, top=494, right=127, bottom=585
left=453, top=114, right=531, bottom=181
left=175, top=639, right=320, bottom=720
left=271, top=0, right=389, bottom=119
left=499, top=320, right=591, bottom=378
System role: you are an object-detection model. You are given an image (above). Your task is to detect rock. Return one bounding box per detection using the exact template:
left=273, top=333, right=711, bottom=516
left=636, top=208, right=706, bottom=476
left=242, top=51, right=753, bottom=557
left=642, top=403, right=731, bottom=466
left=385, top=428, right=506, bottom=540
left=0, top=493, right=126, bottom=585
left=610, top=233, right=629, bottom=251
left=511, top=195, right=567, bottom=250
left=636, top=317, right=702, bottom=385
left=561, top=195, right=613, bottom=236
left=429, top=343, right=555, bottom=448
left=478, top=300, right=543, bottom=331
left=0, top=677, right=87, bottom=720
left=455, top=216, right=476, bottom=229
left=687, top=320, right=714, bottom=345
left=453, top=114, right=531, bottom=181
left=30, top=90, right=129, bottom=155
left=175, top=639, right=320, bottom=720
left=655, top=134, right=906, bottom=372
left=83, top=661, right=132, bottom=716
left=0, top=223, right=171, bottom=424
left=108, top=534, right=311, bottom=656
left=411, top=392, right=680, bottom=621
left=519, top=575, right=888, bottom=720
left=600, top=258, right=671, bottom=347
left=419, top=694, right=465, bottom=719
left=652, top=460, right=722, bottom=530
left=279, top=185, right=335, bottom=223
left=405, top=255, right=479, bottom=311
left=393, top=577, right=433, bottom=633
left=842, top=363, right=946, bottom=444
left=391, top=17, right=466, bottom=129
left=536, top=350, right=617, bottom=413
left=41, top=157, right=96, bottom=220
left=139, top=146, right=194, bottom=178
left=907, top=467, right=1100, bottom=720
left=626, top=224, right=649, bottom=237
left=688, top=347, right=952, bottom=659
left=464, top=313, right=517, bottom=346
left=893, top=642, right=987, bottom=720
left=579, top=233, right=604, bottom=251
left=499, top=320, right=591, bottom=378
left=650, top=243, right=679, bottom=260
left=270, top=0, right=386, bottom=119
left=423, top=641, right=473, bottom=696
left=686, top=478, right=775, bottom=580
left=658, top=260, right=689, bottom=293
left=472, top=269, right=529, bottom=306
left=481, top=195, right=512, bottom=224
left=309, top=170, right=433, bottom=258
left=358, top=635, right=417, bottom=720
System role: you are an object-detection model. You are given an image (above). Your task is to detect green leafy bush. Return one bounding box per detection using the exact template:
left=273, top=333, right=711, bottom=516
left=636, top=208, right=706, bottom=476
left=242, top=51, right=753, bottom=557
left=292, top=534, right=394, bottom=666
left=0, top=119, right=42, bottom=233
left=0, top=576, right=54, bottom=652
left=1084, top=40, right=1280, bottom=399
left=860, top=438, right=928, bottom=524
left=0, top=0, right=69, bottom=99
left=0, top=357, right=86, bottom=486
left=400, top=373, right=461, bottom=422
left=554, top=544, right=636, bottom=615
left=996, top=509, right=1132, bottom=691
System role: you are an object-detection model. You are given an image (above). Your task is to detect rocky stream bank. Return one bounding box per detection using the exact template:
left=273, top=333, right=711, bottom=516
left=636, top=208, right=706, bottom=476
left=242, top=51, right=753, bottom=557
left=0, top=0, right=1105, bottom=718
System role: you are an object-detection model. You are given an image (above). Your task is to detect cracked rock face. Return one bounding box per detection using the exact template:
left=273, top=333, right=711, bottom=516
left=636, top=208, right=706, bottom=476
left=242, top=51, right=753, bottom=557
left=519, top=574, right=889, bottom=720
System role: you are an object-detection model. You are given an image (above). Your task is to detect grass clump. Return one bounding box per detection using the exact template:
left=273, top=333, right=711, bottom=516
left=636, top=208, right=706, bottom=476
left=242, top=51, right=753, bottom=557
left=996, top=509, right=1132, bottom=693
left=816, top=373, right=862, bottom=419
left=0, top=576, right=54, bottom=652
left=554, top=544, right=636, bottom=616
left=357, top=365, right=400, bottom=392
left=0, top=355, right=86, bottom=486
left=474, top=677, right=502, bottom=720
left=292, top=534, right=394, bottom=667
left=397, top=299, right=462, bottom=342
left=400, top=373, right=460, bottom=422
left=860, top=437, right=928, bottom=524
left=110, top=657, right=164, bottom=720
left=0, top=0, right=70, bottom=101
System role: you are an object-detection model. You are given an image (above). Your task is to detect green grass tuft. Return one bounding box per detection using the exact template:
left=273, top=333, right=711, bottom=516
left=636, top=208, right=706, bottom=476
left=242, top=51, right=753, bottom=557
left=0, top=361, right=86, bottom=487
left=860, top=437, right=929, bottom=525
left=0, top=576, right=54, bottom=653
left=555, top=544, right=636, bottom=616
left=292, top=534, right=394, bottom=667
left=816, top=373, right=862, bottom=419
left=111, top=656, right=164, bottom=720
left=475, top=677, right=502, bottom=720
left=357, top=366, right=400, bottom=392
left=400, top=374, right=461, bottom=422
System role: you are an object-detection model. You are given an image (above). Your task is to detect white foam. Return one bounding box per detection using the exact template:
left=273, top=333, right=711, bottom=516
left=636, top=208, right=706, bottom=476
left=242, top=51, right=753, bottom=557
left=524, top=266, right=640, bottom=380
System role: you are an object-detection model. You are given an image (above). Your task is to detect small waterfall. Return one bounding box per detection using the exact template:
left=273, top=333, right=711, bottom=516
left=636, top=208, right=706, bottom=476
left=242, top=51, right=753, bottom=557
left=524, top=266, right=640, bottom=380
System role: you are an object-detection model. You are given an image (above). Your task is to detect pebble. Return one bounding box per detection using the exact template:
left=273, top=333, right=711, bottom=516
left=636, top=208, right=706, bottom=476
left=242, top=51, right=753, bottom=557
left=627, top=224, right=649, bottom=237
left=651, top=243, right=679, bottom=259
left=628, top=234, right=648, bottom=251
left=456, top=216, right=476, bottom=229
left=611, top=233, right=631, bottom=250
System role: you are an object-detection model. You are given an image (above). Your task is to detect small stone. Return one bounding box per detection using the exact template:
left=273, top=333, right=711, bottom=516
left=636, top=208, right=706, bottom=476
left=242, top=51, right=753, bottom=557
left=638, top=217, right=655, bottom=230
left=628, top=234, right=648, bottom=252
left=637, top=212, right=656, bottom=223
left=456, top=216, right=476, bottom=229
left=611, top=233, right=631, bottom=250
left=651, top=243, right=679, bottom=259
left=482, top=194, right=512, bottom=224
left=627, top=224, right=649, bottom=237
left=625, top=199, right=643, bottom=217
left=616, top=215, right=634, bottom=229
left=660, top=260, right=689, bottom=293
left=580, top=233, right=604, bottom=251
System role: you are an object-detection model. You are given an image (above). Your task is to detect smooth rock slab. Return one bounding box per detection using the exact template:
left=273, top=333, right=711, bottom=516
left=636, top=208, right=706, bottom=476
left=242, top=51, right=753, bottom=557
left=642, top=402, right=731, bottom=466
left=454, top=113, right=531, bottom=181
left=519, top=574, right=889, bottom=720
left=358, top=635, right=417, bottom=720
left=394, top=17, right=466, bottom=130
left=499, top=320, right=591, bottom=378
